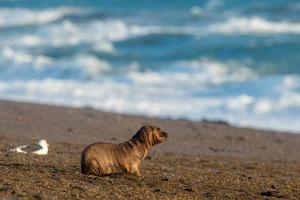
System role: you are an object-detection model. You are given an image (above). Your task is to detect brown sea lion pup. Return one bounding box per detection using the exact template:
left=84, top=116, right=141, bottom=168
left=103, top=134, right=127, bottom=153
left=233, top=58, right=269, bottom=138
left=81, top=125, right=168, bottom=176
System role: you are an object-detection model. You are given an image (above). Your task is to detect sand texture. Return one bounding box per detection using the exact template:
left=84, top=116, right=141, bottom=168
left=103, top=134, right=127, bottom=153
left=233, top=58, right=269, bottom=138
left=0, top=100, right=299, bottom=199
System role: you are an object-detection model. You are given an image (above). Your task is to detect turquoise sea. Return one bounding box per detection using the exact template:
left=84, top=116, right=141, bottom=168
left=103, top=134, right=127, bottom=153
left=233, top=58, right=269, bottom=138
left=0, top=0, right=300, bottom=132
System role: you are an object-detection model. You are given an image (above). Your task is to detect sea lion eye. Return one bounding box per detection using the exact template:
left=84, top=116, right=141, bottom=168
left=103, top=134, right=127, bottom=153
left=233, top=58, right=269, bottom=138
left=159, top=130, right=164, bottom=136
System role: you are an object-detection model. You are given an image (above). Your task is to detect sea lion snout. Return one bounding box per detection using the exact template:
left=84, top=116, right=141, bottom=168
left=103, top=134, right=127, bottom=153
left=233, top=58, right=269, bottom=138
left=152, top=126, right=168, bottom=144
left=161, top=131, right=168, bottom=138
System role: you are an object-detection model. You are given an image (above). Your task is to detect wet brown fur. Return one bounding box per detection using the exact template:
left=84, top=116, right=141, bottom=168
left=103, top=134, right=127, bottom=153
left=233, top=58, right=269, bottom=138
left=81, top=125, right=168, bottom=176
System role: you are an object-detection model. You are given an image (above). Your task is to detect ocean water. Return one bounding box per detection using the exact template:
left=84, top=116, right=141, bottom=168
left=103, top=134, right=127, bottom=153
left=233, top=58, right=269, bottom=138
left=0, top=0, right=300, bottom=132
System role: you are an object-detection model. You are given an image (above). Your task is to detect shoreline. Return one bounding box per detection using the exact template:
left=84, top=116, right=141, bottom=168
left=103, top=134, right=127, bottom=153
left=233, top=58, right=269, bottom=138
left=0, top=99, right=299, bottom=199
left=2, top=97, right=299, bottom=135
left=0, top=99, right=299, bottom=160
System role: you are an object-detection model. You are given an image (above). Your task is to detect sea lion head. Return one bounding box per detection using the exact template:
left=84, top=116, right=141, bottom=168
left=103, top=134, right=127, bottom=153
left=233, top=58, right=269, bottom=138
left=133, top=125, right=168, bottom=146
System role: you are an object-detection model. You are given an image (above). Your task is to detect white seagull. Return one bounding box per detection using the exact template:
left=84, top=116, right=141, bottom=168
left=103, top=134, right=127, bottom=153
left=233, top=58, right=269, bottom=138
left=10, top=139, right=49, bottom=155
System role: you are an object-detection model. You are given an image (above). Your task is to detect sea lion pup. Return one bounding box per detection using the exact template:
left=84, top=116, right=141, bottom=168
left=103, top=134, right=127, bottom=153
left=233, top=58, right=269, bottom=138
left=81, top=125, right=168, bottom=176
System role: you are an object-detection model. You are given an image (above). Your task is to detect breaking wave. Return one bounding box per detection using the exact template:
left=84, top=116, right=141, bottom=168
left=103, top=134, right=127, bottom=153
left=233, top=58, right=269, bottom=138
left=209, top=16, right=300, bottom=35
left=0, top=7, right=84, bottom=27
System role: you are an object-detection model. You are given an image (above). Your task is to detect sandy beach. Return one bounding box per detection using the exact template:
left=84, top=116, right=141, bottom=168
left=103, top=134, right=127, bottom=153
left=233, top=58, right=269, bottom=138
left=0, top=100, right=299, bottom=199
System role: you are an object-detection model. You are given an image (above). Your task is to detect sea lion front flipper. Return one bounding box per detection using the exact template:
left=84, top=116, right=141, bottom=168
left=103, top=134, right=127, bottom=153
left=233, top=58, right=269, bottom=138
left=124, top=161, right=141, bottom=176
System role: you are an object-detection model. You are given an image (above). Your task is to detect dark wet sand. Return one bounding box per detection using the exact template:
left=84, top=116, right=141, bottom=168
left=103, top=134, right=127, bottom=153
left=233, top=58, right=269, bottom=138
left=0, top=100, right=299, bottom=199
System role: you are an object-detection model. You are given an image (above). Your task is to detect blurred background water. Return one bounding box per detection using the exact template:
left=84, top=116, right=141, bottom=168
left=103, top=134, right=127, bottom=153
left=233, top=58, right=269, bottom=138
left=0, top=0, right=300, bottom=132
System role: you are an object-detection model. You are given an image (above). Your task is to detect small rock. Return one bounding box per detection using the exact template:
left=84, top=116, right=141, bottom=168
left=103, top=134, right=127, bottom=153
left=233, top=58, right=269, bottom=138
left=271, top=185, right=276, bottom=189
left=153, top=188, right=164, bottom=193
left=260, top=146, right=266, bottom=150
left=33, top=194, right=42, bottom=200
left=203, top=192, right=211, bottom=197
left=67, top=128, right=73, bottom=132
left=0, top=187, right=8, bottom=192
left=261, top=191, right=272, bottom=197
left=183, top=186, right=193, bottom=192
left=160, top=176, right=169, bottom=181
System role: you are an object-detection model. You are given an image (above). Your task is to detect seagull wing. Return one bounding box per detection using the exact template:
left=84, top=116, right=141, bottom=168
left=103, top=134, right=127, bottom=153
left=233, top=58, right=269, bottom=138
left=20, top=143, right=43, bottom=153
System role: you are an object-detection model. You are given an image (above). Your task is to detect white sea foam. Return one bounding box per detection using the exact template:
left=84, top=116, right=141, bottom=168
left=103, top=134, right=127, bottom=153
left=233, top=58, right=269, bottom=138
left=82, top=20, right=197, bottom=42
left=4, top=14, right=298, bottom=58
left=126, top=58, right=256, bottom=100
left=0, top=46, right=110, bottom=77
left=73, top=55, right=111, bottom=77
left=1, top=46, right=53, bottom=69
left=2, top=18, right=164, bottom=53
left=0, top=57, right=299, bottom=132
left=0, top=18, right=198, bottom=56
left=174, top=59, right=256, bottom=84
left=0, top=7, right=195, bottom=40
left=190, top=6, right=204, bottom=17
left=1, top=4, right=300, bottom=133
left=0, top=7, right=84, bottom=27
left=205, top=0, right=224, bottom=11
left=0, top=75, right=300, bottom=132
left=209, top=16, right=300, bottom=34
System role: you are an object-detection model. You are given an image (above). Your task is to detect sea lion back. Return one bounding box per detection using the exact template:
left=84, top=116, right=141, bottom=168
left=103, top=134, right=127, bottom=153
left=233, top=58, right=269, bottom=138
left=81, top=142, right=120, bottom=175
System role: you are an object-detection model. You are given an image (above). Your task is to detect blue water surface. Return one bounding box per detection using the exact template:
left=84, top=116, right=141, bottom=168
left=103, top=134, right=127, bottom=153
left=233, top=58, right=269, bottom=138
left=0, top=0, right=300, bottom=132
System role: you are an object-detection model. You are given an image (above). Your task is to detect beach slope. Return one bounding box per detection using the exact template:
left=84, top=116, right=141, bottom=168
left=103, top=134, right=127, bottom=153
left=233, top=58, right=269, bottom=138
left=0, top=100, right=299, bottom=199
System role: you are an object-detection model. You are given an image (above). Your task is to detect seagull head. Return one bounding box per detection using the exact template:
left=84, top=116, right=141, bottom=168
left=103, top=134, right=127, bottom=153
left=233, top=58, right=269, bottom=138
left=38, top=139, right=49, bottom=147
